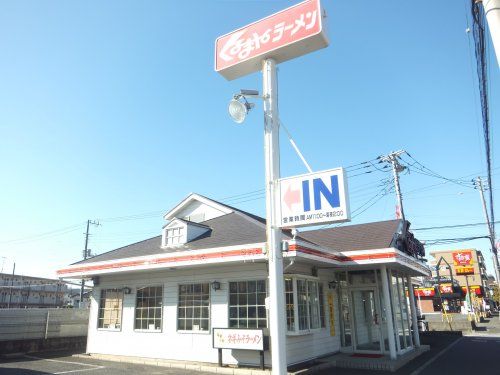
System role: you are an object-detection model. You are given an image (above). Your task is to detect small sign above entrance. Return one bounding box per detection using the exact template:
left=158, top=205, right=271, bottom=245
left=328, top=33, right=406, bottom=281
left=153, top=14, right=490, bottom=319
left=278, top=168, right=350, bottom=228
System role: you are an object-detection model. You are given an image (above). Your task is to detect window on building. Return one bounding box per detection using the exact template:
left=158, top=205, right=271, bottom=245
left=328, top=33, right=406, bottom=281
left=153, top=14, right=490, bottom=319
left=165, top=227, right=183, bottom=246
left=177, top=283, right=209, bottom=331
left=135, top=286, right=163, bottom=331
left=229, top=280, right=267, bottom=328
left=285, top=276, right=323, bottom=333
left=97, top=289, right=123, bottom=329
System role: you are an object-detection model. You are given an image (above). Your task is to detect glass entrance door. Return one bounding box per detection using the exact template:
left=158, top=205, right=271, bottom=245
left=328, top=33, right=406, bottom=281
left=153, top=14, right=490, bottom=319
left=351, top=289, right=382, bottom=352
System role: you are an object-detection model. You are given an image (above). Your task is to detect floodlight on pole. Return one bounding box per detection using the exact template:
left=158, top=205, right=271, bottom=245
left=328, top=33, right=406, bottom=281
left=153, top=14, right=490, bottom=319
left=228, top=90, right=259, bottom=124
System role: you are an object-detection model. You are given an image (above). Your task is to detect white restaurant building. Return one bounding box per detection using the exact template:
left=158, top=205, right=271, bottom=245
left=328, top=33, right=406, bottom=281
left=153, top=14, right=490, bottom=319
left=57, top=193, right=430, bottom=368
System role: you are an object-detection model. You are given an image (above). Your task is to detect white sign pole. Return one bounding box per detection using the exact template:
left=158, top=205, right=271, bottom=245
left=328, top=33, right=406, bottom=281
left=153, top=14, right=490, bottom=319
left=483, top=0, right=500, bottom=68
left=263, top=58, right=287, bottom=375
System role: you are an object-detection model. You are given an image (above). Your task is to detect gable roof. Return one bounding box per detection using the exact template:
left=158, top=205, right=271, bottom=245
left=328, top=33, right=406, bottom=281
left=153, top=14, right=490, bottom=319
left=74, top=208, right=403, bottom=266
left=73, top=211, right=268, bottom=265
left=297, top=219, right=403, bottom=252
left=163, top=193, right=232, bottom=220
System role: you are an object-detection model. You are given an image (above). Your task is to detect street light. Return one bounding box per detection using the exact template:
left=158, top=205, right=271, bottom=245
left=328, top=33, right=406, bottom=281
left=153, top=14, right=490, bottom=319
left=227, top=89, right=260, bottom=124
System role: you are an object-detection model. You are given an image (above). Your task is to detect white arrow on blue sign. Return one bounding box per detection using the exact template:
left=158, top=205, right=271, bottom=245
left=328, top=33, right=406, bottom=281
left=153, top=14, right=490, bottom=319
left=278, top=168, right=350, bottom=228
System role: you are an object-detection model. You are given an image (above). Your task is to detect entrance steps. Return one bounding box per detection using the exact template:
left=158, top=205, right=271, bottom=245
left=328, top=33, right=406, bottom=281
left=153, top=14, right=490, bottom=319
left=291, top=346, right=430, bottom=373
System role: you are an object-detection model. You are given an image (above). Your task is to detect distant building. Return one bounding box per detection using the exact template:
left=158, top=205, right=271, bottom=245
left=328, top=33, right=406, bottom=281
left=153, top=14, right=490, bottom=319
left=65, top=288, right=92, bottom=308
left=414, top=248, right=489, bottom=313
left=0, top=272, right=69, bottom=308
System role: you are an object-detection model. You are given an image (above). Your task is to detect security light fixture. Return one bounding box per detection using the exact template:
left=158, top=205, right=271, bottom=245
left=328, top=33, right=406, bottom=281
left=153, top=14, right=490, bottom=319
left=228, top=89, right=259, bottom=124
left=122, top=287, right=132, bottom=294
left=328, top=280, right=338, bottom=290
left=211, top=281, right=221, bottom=291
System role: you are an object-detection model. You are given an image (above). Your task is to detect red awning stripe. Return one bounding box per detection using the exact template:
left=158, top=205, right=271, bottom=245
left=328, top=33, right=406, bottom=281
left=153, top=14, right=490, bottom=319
left=291, top=245, right=396, bottom=262
left=57, top=247, right=264, bottom=276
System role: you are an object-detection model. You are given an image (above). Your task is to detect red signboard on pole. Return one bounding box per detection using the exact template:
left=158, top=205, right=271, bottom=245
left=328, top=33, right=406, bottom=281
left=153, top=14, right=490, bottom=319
left=414, top=287, right=435, bottom=297
left=215, top=0, right=328, bottom=80
left=452, top=250, right=473, bottom=266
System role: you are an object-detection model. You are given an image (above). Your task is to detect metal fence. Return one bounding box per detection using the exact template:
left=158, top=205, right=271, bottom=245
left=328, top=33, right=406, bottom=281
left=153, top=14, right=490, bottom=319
left=0, top=308, right=89, bottom=341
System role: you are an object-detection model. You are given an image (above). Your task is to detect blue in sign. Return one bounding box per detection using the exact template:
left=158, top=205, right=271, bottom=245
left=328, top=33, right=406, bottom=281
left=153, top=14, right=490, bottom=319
left=302, top=175, right=340, bottom=212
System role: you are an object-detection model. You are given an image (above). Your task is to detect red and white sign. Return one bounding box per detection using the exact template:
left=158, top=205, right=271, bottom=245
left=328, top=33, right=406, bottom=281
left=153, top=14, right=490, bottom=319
left=414, top=287, right=435, bottom=297
left=452, top=250, right=473, bottom=266
left=461, top=285, right=483, bottom=296
left=215, top=0, right=328, bottom=80
left=439, top=284, right=453, bottom=294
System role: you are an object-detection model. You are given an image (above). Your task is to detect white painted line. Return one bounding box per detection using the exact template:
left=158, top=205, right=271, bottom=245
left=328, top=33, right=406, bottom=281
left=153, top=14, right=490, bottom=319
left=410, top=337, right=463, bottom=375
left=53, top=368, right=104, bottom=374
left=23, top=355, right=104, bottom=374
left=24, top=355, right=102, bottom=367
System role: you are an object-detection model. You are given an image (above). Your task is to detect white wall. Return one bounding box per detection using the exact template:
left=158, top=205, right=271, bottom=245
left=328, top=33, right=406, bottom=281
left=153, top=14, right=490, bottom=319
left=87, top=263, right=341, bottom=366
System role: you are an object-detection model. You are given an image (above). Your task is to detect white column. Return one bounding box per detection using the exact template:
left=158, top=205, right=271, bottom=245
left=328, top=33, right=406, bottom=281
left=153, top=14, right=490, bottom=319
left=483, top=0, right=500, bottom=68
left=380, top=266, right=397, bottom=359
left=406, top=275, right=421, bottom=348
left=263, top=58, right=287, bottom=375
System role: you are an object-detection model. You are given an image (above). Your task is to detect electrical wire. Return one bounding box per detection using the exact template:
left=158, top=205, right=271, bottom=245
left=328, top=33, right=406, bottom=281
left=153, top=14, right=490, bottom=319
left=422, top=235, right=490, bottom=246
left=413, top=220, right=500, bottom=231
left=399, top=153, right=476, bottom=189
left=471, top=0, right=495, bottom=238
left=0, top=223, right=86, bottom=245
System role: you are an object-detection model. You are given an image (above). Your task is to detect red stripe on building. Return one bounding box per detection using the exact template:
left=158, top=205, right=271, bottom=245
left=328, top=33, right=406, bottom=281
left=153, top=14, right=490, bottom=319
left=291, top=245, right=396, bottom=262
left=57, top=247, right=264, bottom=276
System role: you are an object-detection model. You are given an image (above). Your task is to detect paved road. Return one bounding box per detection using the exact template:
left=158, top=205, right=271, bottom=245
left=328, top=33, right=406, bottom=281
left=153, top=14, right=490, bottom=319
left=412, top=335, right=500, bottom=375
left=2, top=333, right=500, bottom=375
left=0, top=353, right=215, bottom=375
left=314, top=333, right=500, bottom=375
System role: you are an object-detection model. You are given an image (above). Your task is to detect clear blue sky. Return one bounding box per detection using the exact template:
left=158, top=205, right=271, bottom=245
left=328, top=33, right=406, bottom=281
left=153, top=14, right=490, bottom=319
left=0, top=0, right=498, bottom=279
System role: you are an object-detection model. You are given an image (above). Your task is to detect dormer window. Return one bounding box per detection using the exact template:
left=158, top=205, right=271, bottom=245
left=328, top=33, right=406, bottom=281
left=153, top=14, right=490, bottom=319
left=162, top=217, right=211, bottom=249
left=165, top=227, right=184, bottom=247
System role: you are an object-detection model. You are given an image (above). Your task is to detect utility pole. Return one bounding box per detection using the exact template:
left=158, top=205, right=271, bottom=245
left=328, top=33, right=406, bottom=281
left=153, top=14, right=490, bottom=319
left=80, top=220, right=100, bottom=308
left=381, top=150, right=407, bottom=223
left=473, top=177, right=500, bottom=285
left=7, top=262, right=15, bottom=309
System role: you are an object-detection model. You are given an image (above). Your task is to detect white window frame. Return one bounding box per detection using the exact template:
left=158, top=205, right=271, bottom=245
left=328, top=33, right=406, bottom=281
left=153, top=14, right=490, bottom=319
left=177, top=282, right=211, bottom=333
left=97, top=288, right=124, bottom=331
left=285, top=274, right=325, bottom=335
left=228, top=279, right=268, bottom=329
left=165, top=227, right=184, bottom=246
left=134, top=285, right=163, bottom=333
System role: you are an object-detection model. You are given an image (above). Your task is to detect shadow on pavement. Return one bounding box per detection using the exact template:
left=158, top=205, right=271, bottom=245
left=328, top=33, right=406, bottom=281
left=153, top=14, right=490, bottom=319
left=0, top=369, right=52, bottom=375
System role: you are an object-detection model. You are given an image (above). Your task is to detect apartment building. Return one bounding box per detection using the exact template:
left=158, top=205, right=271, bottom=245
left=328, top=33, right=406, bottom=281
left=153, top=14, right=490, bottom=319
left=0, top=272, right=69, bottom=308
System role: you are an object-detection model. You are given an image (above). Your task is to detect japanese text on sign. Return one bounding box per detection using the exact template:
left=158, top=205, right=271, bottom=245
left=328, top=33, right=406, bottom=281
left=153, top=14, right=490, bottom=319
left=452, top=251, right=473, bottom=266
left=215, top=0, right=328, bottom=80
left=213, top=328, right=264, bottom=351
left=219, top=10, right=318, bottom=62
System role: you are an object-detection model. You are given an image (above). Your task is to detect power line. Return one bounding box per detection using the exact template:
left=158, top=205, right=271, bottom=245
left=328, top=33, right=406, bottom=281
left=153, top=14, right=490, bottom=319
left=399, top=153, right=475, bottom=189
left=0, top=223, right=86, bottom=245
left=413, top=220, right=500, bottom=231
left=471, top=0, right=495, bottom=241
left=422, top=235, right=490, bottom=246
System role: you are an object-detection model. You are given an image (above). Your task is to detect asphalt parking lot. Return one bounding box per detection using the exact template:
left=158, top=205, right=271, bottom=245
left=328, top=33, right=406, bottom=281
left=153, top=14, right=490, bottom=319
left=0, top=352, right=215, bottom=375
